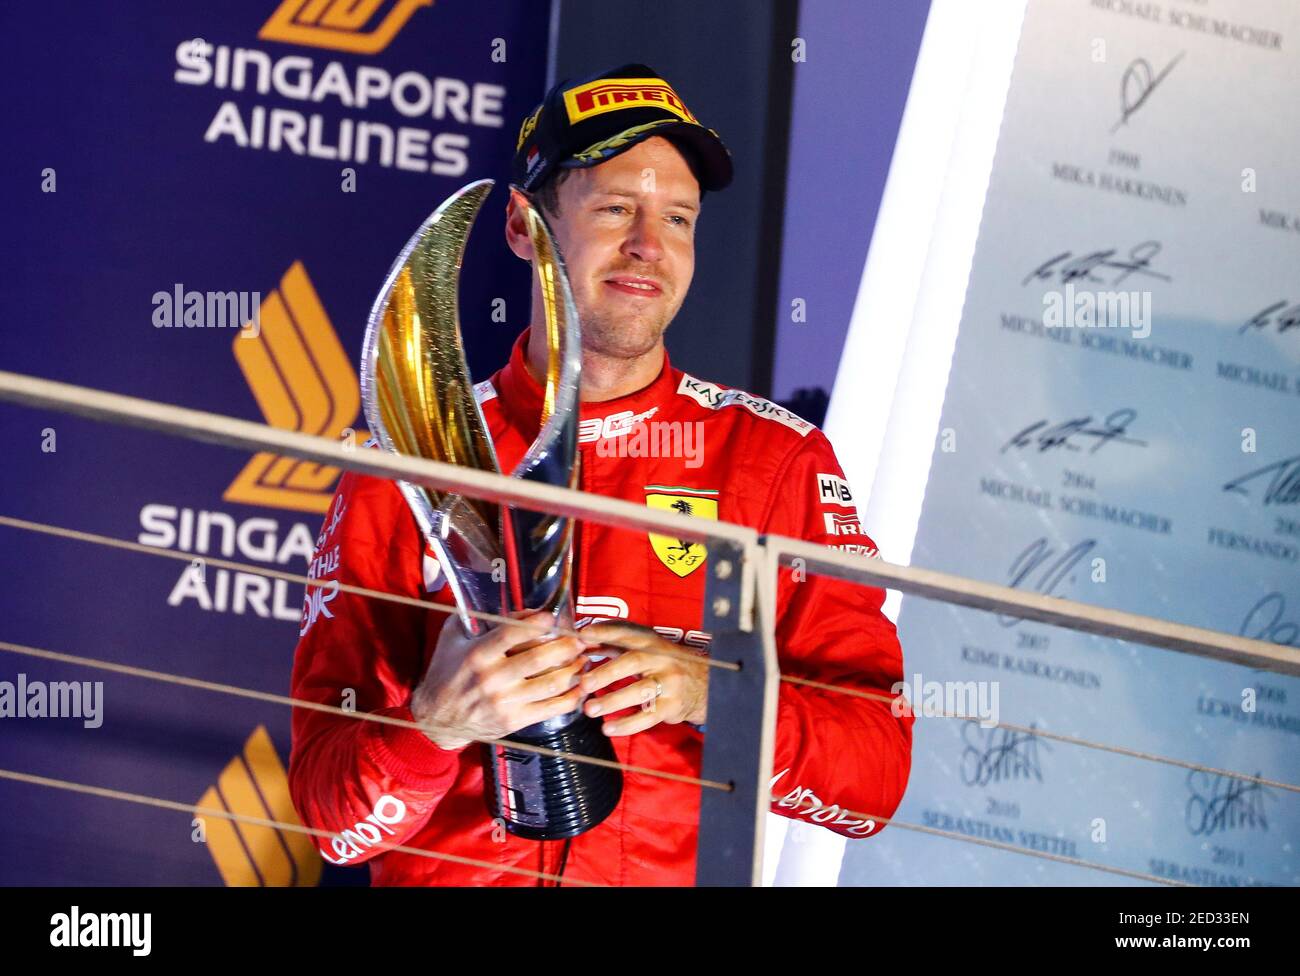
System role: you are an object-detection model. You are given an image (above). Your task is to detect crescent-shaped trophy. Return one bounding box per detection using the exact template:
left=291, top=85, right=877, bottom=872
left=359, top=179, right=621, bottom=840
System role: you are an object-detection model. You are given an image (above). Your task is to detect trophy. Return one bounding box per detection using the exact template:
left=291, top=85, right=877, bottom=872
left=359, top=179, right=622, bottom=840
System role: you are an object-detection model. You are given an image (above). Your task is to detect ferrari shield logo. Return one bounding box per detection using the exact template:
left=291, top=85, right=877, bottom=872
left=645, top=486, right=719, bottom=578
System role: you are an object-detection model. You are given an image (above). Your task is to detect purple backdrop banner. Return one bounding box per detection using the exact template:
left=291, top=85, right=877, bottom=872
left=0, top=0, right=550, bottom=885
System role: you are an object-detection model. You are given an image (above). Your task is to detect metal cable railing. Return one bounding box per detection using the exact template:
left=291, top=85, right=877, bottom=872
left=2, top=367, right=1296, bottom=887
left=2, top=515, right=1293, bottom=795
left=3, top=369, right=1291, bottom=677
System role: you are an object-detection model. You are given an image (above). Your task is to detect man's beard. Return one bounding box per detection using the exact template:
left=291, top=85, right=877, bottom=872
left=576, top=290, right=675, bottom=360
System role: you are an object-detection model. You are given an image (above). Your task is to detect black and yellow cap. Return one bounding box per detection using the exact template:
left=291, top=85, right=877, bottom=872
left=511, top=62, right=733, bottom=194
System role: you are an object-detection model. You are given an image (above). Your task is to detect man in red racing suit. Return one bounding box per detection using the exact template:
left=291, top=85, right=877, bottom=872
left=289, top=329, right=913, bottom=885
left=288, top=63, right=912, bottom=886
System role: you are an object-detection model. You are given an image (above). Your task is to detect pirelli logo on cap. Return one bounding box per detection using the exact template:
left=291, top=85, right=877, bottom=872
left=564, top=77, right=699, bottom=125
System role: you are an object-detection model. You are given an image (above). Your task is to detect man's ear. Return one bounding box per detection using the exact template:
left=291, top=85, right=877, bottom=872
left=504, top=195, right=535, bottom=262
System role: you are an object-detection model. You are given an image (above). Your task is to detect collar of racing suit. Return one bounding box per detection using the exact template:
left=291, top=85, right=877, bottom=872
left=492, top=328, right=679, bottom=445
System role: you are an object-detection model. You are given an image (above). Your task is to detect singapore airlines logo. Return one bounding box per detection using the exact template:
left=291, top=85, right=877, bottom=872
left=225, top=261, right=362, bottom=514
left=259, top=0, right=434, bottom=53
left=196, top=726, right=322, bottom=887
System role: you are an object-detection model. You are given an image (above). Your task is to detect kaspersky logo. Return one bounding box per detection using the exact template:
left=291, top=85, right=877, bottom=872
left=258, top=0, right=434, bottom=53
left=196, top=726, right=322, bottom=887
left=225, top=262, right=363, bottom=514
